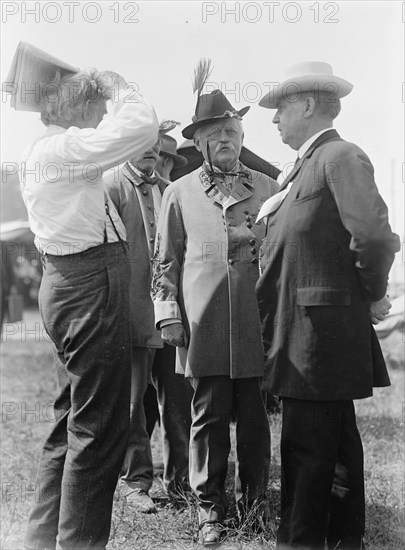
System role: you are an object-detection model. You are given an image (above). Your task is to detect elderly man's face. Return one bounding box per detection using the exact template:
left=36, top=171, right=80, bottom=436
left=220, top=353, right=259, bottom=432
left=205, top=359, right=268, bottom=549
left=133, top=139, right=162, bottom=173
left=194, top=118, right=243, bottom=171
left=272, top=97, right=307, bottom=151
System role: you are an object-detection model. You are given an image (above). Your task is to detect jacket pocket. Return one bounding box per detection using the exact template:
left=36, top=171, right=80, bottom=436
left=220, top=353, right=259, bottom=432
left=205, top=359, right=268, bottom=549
left=297, top=287, right=351, bottom=306
left=292, top=189, right=322, bottom=205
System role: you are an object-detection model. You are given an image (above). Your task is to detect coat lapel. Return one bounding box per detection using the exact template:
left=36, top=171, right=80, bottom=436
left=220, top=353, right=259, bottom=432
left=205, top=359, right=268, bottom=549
left=200, top=164, right=254, bottom=210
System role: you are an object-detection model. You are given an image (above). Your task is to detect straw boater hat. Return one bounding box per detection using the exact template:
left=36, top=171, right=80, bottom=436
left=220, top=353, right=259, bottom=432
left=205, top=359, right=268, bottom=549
left=259, top=61, right=353, bottom=109
left=160, top=135, right=188, bottom=168
left=182, top=59, right=250, bottom=139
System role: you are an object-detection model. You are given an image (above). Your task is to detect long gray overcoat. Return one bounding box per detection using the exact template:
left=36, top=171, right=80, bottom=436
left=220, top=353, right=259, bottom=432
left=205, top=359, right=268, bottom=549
left=152, top=163, right=278, bottom=378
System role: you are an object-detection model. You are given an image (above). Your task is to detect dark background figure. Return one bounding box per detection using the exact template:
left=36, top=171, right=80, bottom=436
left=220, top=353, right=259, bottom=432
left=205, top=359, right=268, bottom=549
left=106, top=129, right=193, bottom=515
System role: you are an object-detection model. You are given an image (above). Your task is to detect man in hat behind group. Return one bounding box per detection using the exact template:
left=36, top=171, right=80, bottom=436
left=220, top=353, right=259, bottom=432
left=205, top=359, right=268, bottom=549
left=256, top=61, right=400, bottom=549
left=151, top=81, right=279, bottom=545
left=155, top=134, right=188, bottom=180
left=105, top=124, right=193, bottom=514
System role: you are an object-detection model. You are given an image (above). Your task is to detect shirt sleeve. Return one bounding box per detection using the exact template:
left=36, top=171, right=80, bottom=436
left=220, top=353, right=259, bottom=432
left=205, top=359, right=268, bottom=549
left=50, top=89, right=159, bottom=172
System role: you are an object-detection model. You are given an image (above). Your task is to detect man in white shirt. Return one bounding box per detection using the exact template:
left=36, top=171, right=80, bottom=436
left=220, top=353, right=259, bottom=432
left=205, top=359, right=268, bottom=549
left=22, top=69, right=158, bottom=550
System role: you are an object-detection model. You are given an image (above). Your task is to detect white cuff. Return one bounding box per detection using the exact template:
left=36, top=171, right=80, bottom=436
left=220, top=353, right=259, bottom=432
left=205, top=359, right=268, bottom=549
left=154, top=300, right=182, bottom=328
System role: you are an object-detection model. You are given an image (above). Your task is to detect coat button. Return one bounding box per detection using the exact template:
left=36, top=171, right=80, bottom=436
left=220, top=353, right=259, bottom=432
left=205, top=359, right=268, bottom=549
left=246, top=223, right=252, bottom=228
left=149, top=238, right=154, bottom=243
left=142, top=190, right=148, bottom=196
left=243, top=210, right=249, bottom=215
left=150, top=221, right=155, bottom=226
left=251, top=258, right=258, bottom=264
left=250, top=248, right=257, bottom=255
left=245, top=215, right=251, bottom=221
left=249, top=239, right=256, bottom=246
left=228, top=259, right=234, bottom=265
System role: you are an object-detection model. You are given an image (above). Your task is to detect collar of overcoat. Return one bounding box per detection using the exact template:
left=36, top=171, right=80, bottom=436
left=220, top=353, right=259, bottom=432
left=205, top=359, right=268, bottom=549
left=279, top=129, right=340, bottom=191
left=199, top=161, right=255, bottom=209
left=122, top=162, right=170, bottom=258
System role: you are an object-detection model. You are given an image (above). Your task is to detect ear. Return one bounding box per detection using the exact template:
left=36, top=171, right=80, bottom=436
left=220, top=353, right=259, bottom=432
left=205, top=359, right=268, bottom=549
left=194, top=135, right=202, bottom=153
left=303, top=96, right=316, bottom=118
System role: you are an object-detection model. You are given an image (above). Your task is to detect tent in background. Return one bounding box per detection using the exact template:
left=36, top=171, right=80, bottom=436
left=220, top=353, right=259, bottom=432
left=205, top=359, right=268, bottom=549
left=171, top=140, right=281, bottom=181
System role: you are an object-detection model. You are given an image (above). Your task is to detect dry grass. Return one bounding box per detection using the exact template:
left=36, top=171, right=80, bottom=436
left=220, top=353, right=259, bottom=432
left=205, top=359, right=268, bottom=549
left=1, top=323, right=404, bottom=549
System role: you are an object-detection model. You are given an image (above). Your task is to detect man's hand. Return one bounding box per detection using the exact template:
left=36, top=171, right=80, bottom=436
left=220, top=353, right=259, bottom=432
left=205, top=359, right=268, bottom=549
left=161, top=323, right=189, bottom=348
left=370, top=295, right=391, bottom=325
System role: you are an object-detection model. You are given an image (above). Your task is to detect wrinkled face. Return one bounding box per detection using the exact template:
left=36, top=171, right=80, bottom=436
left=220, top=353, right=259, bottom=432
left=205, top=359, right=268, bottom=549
left=133, top=139, right=162, bottom=173
left=272, top=97, right=307, bottom=150
left=194, top=118, right=243, bottom=171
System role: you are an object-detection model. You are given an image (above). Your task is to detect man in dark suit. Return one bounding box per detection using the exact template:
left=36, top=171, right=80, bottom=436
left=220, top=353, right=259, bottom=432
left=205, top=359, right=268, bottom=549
left=256, top=61, right=400, bottom=550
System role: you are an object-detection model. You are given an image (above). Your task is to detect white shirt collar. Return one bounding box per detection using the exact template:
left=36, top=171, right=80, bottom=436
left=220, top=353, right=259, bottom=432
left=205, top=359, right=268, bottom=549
left=298, top=127, right=333, bottom=159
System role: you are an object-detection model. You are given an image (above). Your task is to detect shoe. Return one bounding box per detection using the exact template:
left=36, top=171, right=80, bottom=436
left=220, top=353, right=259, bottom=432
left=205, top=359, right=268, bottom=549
left=199, top=522, right=222, bottom=546
left=125, top=488, right=156, bottom=513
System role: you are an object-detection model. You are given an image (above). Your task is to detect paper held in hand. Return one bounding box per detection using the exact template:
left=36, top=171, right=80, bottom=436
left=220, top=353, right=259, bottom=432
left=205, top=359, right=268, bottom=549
left=3, top=41, right=79, bottom=112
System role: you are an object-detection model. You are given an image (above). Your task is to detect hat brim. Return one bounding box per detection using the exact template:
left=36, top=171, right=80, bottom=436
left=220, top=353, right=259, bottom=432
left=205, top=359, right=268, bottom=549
left=182, top=106, right=250, bottom=139
left=160, top=151, right=188, bottom=167
left=259, top=76, right=353, bottom=109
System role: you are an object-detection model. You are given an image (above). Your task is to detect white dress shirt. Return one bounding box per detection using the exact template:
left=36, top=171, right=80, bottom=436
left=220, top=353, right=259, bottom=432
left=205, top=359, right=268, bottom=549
left=20, top=90, right=158, bottom=255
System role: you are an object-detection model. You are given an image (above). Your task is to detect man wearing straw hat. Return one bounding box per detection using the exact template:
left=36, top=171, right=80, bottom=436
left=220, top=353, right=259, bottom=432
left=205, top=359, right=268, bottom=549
left=151, top=61, right=279, bottom=546
left=256, top=61, right=400, bottom=549
left=105, top=124, right=192, bottom=513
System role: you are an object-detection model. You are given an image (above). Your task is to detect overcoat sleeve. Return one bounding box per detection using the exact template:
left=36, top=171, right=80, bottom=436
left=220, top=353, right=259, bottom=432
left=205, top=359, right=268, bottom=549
left=151, top=184, right=185, bottom=326
left=325, top=143, right=400, bottom=301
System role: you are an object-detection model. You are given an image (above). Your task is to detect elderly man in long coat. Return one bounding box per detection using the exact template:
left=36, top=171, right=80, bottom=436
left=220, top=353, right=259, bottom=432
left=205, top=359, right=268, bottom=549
left=151, top=87, right=279, bottom=545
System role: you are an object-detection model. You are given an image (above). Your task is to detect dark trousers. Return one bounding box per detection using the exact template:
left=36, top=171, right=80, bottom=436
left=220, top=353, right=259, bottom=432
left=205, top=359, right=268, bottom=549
left=24, top=243, right=132, bottom=550
left=189, top=376, right=271, bottom=525
left=278, top=399, right=365, bottom=550
left=121, top=344, right=192, bottom=492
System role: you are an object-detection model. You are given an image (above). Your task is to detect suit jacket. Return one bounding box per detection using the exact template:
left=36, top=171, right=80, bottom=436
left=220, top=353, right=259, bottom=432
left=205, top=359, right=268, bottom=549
left=152, top=163, right=279, bottom=378
left=105, top=163, right=170, bottom=348
left=256, top=130, right=400, bottom=400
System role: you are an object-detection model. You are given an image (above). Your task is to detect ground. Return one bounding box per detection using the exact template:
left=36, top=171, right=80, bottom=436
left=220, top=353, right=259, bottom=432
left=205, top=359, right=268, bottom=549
left=1, top=311, right=404, bottom=549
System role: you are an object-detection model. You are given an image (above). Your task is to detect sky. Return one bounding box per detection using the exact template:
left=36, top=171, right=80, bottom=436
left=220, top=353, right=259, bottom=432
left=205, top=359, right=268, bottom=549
left=1, top=1, right=404, bottom=246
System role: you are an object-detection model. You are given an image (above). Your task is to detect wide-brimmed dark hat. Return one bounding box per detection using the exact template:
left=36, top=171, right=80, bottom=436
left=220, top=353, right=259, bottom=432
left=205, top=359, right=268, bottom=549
left=160, top=135, right=188, bottom=167
left=182, top=89, right=250, bottom=139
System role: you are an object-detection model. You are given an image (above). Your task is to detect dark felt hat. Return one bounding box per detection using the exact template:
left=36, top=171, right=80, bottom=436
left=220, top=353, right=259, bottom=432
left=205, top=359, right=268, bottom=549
left=160, top=135, right=188, bottom=167
left=182, top=89, right=250, bottom=139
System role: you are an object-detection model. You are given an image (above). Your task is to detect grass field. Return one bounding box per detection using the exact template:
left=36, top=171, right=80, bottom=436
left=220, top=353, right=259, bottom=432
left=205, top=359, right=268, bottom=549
left=1, top=320, right=404, bottom=549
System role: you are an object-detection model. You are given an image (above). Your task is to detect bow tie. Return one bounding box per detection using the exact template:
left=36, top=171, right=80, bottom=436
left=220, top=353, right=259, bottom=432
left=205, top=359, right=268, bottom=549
left=208, top=170, right=250, bottom=183
left=142, top=173, right=160, bottom=185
